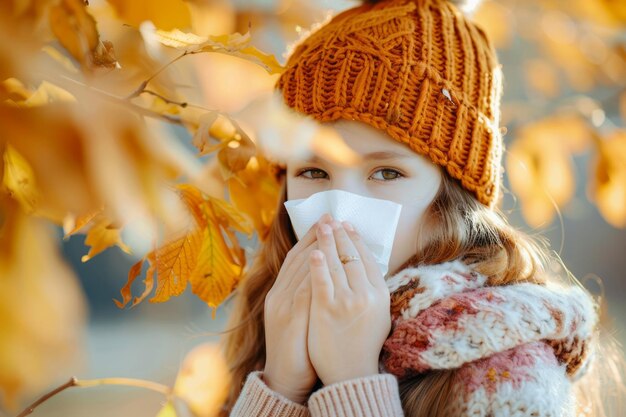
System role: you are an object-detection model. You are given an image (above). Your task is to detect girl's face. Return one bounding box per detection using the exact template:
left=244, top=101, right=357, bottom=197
left=286, top=119, right=442, bottom=278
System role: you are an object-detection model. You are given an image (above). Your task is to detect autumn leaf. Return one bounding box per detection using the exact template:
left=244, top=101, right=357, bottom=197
left=114, top=184, right=252, bottom=317
left=233, top=90, right=363, bottom=170
left=1, top=78, right=76, bottom=107
left=0, top=201, right=87, bottom=412
left=106, top=0, right=191, bottom=31
left=150, top=28, right=284, bottom=75
left=587, top=130, right=626, bottom=228
left=2, top=144, right=39, bottom=214
left=155, top=401, right=178, bottom=417
left=63, top=208, right=103, bottom=237
left=81, top=216, right=132, bottom=262
left=49, top=0, right=117, bottom=70
left=227, top=154, right=283, bottom=242
left=506, top=115, right=592, bottom=227
left=173, top=343, right=231, bottom=417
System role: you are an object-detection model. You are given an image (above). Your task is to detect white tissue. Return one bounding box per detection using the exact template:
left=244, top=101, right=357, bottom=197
left=283, top=189, right=402, bottom=278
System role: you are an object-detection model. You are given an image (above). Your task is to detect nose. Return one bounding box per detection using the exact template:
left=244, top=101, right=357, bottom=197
left=328, top=177, right=366, bottom=197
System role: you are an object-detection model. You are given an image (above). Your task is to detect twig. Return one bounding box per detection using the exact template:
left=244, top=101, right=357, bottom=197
left=16, top=376, right=172, bottom=417
left=54, top=75, right=184, bottom=125
left=142, top=89, right=188, bottom=108
left=124, top=49, right=204, bottom=100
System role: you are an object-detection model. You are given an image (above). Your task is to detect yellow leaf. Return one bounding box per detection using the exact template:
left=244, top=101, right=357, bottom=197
left=2, top=144, right=39, bottom=214
left=523, top=59, right=560, bottom=98
left=173, top=343, right=231, bottom=417
left=152, top=28, right=284, bottom=75
left=114, top=184, right=249, bottom=309
left=0, top=202, right=87, bottom=412
left=24, top=80, right=77, bottom=106
left=208, top=194, right=254, bottom=238
left=81, top=217, right=132, bottom=262
left=153, top=28, right=208, bottom=48
left=149, top=230, right=203, bottom=303
left=228, top=154, right=282, bottom=241
left=155, top=401, right=178, bottom=417
left=587, top=130, right=626, bottom=228
left=506, top=118, right=581, bottom=228
left=190, top=223, right=243, bottom=319
left=106, top=0, right=191, bottom=30
left=472, top=2, right=514, bottom=49
left=1, top=78, right=31, bottom=103
left=1, top=78, right=76, bottom=107
left=63, top=208, right=103, bottom=238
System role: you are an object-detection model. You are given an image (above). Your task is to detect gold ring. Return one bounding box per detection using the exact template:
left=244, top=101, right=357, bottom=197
left=339, top=254, right=361, bottom=264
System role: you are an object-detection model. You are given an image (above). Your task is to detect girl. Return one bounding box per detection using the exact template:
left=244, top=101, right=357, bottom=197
left=218, top=0, right=623, bottom=416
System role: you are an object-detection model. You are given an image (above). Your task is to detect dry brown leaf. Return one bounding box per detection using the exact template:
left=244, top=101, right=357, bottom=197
left=49, top=0, right=117, bottom=70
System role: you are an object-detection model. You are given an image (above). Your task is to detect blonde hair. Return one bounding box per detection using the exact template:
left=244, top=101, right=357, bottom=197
left=216, top=166, right=625, bottom=417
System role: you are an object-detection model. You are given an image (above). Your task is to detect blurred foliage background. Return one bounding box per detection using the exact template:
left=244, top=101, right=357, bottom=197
left=0, top=0, right=625, bottom=416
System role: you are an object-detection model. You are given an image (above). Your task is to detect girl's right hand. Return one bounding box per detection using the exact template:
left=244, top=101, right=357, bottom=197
left=263, top=213, right=331, bottom=404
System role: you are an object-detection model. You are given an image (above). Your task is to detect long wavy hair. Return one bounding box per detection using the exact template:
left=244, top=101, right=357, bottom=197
left=216, top=164, right=625, bottom=417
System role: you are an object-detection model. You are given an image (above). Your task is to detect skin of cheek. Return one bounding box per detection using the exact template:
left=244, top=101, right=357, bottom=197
left=385, top=174, right=442, bottom=278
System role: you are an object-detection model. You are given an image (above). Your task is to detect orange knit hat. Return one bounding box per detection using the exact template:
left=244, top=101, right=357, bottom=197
left=274, top=0, right=505, bottom=208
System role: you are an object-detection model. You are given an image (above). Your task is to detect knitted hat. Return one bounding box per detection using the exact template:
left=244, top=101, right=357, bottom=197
left=274, top=0, right=505, bottom=208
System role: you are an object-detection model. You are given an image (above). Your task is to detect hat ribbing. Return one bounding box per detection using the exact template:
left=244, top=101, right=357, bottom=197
left=274, top=0, right=505, bottom=208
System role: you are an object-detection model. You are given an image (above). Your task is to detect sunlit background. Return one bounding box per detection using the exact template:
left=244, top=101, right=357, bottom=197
left=1, top=0, right=625, bottom=416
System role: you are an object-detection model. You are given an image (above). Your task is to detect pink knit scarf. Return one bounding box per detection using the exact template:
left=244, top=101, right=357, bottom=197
left=379, top=257, right=598, bottom=406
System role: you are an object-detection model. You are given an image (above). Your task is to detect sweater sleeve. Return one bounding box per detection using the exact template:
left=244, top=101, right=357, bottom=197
left=229, top=370, right=311, bottom=417
left=307, top=373, right=405, bottom=417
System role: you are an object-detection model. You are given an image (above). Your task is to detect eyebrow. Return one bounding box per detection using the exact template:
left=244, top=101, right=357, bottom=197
left=301, top=150, right=411, bottom=164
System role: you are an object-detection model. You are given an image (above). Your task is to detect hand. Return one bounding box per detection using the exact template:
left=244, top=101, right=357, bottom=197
left=307, top=218, right=392, bottom=386
left=263, top=213, right=332, bottom=403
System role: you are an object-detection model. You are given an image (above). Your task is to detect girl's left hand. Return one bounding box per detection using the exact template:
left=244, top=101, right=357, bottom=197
left=307, top=218, right=392, bottom=386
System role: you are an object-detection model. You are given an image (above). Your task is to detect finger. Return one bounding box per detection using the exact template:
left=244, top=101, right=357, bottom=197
left=284, top=242, right=318, bottom=297
left=272, top=214, right=331, bottom=293
left=309, top=250, right=333, bottom=304
left=292, top=271, right=312, bottom=315
left=316, top=222, right=350, bottom=296
left=271, top=239, right=317, bottom=295
left=331, top=221, right=367, bottom=293
left=343, top=222, right=385, bottom=289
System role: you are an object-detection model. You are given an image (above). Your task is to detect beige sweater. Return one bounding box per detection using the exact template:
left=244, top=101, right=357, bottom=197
left=229, top=370, right=405, bottom=417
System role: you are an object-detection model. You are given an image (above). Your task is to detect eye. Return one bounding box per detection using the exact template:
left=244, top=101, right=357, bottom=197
left=297, top=168, right=328, bottom=180
left=296, top=168, right=404, bottom=182
left=371, top=168, right=404, bottom=181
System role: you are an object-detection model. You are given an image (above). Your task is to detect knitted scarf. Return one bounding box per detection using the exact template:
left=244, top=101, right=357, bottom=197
left=379, top=257, right=599, bottom=416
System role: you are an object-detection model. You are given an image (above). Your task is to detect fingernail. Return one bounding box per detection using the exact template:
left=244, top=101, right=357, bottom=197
left=342, top=221, right=354, bottom=232
left=319, top=224, right=331, bottom=235
left=330, top=220, right=341, bottom=230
